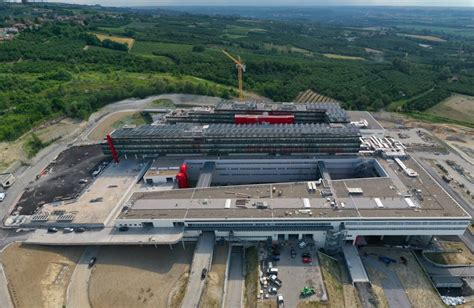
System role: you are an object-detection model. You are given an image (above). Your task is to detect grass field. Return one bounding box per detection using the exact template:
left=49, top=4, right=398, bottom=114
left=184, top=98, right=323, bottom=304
left=397, top=33, right=447, bottom=42
left=88, top=111, right=151, bottom=141
left=244, top=246, right=258, bottom=308
left=132, top=41, right=193, bottom=55
left=323, top=54, right=365, bottom=60
left=427, top=94, right=474, bottom=125
left=94, top=33, right=135, bottom=49
left=264, top=43, right=313, bottom=56
left=397, top=25, right=474, bottom=39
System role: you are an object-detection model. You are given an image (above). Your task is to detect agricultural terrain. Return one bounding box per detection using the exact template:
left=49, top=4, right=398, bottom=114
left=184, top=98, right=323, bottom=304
left=0, top=3, right=474, bottom=145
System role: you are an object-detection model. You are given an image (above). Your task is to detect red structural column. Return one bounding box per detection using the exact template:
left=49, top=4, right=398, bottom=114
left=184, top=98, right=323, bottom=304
left=106, top=134, right=119, bottom=163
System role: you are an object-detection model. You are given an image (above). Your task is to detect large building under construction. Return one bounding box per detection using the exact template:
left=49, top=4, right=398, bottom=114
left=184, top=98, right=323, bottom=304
left=103, top=101, right=362, bottom=158
left=165, top=101, right=350, bottom=124
left=103, top=123, right=361, bottom=157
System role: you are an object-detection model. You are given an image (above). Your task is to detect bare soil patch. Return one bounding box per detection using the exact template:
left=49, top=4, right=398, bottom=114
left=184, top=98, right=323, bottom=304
left=0, top=243, right=83, bottom=308
left=89, top=244, right=193, bottom=308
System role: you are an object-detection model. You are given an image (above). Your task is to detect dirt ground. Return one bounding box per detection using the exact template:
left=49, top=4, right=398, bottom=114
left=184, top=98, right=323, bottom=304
left=14, top=144, right=107, bottom=215
left=88, top=111, right=138, bottom=141
left=0, top=243, right=84, bottom=308
left=361, top=247, right=444, bottom=308
left=0, top=118, right=83, bottom=172
left=200, top=243, right=229, bottom=307
left=427, top=94, right=474, bottom=124
left=373, top=111, right=474, bottom=157
left=89, top=244, right=193, bottom=308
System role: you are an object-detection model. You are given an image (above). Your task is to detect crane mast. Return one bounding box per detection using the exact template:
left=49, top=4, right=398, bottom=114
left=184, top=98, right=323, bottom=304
left=222, top=50, right=246, bottom=101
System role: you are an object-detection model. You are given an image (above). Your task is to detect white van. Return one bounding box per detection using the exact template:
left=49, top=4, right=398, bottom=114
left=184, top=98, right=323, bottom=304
left=267, top=267, right=278, bottom=275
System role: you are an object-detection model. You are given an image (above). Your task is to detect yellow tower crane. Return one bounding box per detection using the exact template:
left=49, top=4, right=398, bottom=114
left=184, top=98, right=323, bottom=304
left=222, top=50, right=246, bottom=101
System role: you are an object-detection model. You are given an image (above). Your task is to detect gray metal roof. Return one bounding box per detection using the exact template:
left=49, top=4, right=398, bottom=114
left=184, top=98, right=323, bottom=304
left=110, top=123, right=361, bottom=139
left=215, top=101, right=349, bottom=123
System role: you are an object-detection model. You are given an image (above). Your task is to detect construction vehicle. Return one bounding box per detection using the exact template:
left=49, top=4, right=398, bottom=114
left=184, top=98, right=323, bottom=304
left=300, top=286, right=315, bottom=297
left=222, top=50, right=246, bottom=101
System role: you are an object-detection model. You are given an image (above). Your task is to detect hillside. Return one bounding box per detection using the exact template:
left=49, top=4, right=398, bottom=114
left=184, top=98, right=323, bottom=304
left=0, top=3, right=474, bottom=141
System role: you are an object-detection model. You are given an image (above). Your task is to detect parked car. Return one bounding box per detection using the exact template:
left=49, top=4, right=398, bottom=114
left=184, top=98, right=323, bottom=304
left=47, top=227, right=58, bottom=233
left=302, top=257, right=312, bottom=263
left=290, top=248, right=296, bottom=258
left=88, top=257, right=97, bottom=268
left=201, top=268, right=208, bottom=280
left=75, top=227, right=86, bottom=233
left=302, top=253, right=312, bottom=264
left=277, top=294, right=284, bottom=306
left=268, top=287, right=277, bottom=294
left=119, top=226, right=129, bottom=232
left=0, top=192, right=5, bottom=202
left=63, top=228, right=74, bottom=233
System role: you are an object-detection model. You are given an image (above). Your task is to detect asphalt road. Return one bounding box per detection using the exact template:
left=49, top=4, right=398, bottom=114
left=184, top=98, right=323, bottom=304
left=181, top=232, right=215, bottom=308
left=363, top=255, right=412, bottom=308
left=416, top=251, right=474, bottom=277
left=224, top=246, right=244, bottom=308
left=66, top=246, right=101, bottom=308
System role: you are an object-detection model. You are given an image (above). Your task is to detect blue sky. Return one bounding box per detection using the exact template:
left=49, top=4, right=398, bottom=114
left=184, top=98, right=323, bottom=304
left=47, top=0, right=474, bottom=7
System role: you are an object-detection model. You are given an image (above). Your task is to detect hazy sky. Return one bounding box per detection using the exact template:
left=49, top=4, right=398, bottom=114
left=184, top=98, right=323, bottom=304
left=47, top=0, right=474, bottom=7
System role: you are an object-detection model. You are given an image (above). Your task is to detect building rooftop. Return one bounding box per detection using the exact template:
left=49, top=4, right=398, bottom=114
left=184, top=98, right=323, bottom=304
left=110, top=123, right=361, bottom=139
left=119, top=157, right=469, bottom=221
left=216, top=101, right=349, bottom=123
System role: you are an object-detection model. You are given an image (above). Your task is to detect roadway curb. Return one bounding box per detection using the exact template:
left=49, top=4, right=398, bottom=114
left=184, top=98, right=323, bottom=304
left=421, top=250, right=473, bottom=268
left=0, top=263, right=14, bottom=308
left=221, top=244, right=232, bottom=308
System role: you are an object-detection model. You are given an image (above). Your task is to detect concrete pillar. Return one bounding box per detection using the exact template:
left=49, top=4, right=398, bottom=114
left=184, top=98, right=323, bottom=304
left=284, top=234, right=289, bottom=240
left=380, top=235, right=384, bottom=241
left=135, top=154, right=138, bottom=160
left=169, top=244, right=173, bottom=250
left=405, top=235, right=411, bottom=243
left=182, top=240, right=185, bottom=250
left=124, top=154, right=128, bottom=160
left=298, top=233, right=303, bottom=240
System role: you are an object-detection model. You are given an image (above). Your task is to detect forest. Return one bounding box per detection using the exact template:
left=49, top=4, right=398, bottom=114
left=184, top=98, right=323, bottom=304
left=0, top=3, right=473, bottom=141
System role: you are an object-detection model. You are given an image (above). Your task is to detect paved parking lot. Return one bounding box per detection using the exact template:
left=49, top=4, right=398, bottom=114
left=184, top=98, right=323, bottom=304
left=260, top=241, right=327, bottom=308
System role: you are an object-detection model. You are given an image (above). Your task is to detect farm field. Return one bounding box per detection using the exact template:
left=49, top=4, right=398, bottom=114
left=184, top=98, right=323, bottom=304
left=397, top=33, right=447, bottom=42
left=323, top=54, right=365, bottom=60
left=94, top=33, right=135, bottom=49
left=427, top=94, right=474, bottom=125
left=0, top=243, right=84, bottom=308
